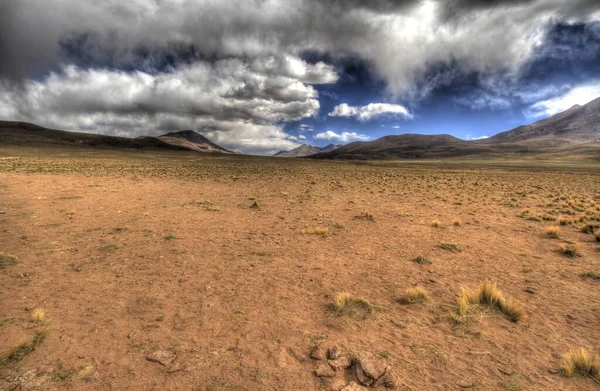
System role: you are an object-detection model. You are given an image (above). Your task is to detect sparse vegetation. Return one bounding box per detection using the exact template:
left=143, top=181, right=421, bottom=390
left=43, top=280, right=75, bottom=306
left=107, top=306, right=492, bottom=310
left=0, top=252, right=18, bottom=269
left=413, top=255, right=431, bottom=265
left=332, top=292, right=373, bottom=319
left=432, top=219, right=441, bottom=227
left=453, top=280, right=524, bottom=323
left=0, top=328, right=49, bottom=369
left=303, top=226, right=329, bottom=236
left=32, top=308, right=46, bottom=324
left=453, top=218, right=461, bottom=226
left=399, top=287, right=429, bottom=304
left=2, top=150, right=600, bottom=390
left=439, top=243, right=460, bottom=252
left=562, top=347, right=600, bottom=380
left=354, top=211, right=374, bottom=221
left=545, top=226, right=560, bottom=238
left=558, top=243, right=580, bottom=257
left=594, top=229, right=600, bottom=242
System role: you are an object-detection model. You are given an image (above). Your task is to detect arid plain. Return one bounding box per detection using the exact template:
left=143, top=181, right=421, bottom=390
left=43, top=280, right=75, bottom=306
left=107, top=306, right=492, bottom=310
left=1, top=149, right=600, bottom=390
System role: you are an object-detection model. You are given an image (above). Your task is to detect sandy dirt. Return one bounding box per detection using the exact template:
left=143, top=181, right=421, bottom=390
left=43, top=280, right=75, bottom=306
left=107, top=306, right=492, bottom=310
left=0, top=152, right=599, bottom=390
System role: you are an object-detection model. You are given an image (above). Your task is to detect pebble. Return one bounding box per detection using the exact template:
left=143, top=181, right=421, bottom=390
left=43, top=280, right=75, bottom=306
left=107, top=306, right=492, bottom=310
left=146, top=350, right=176, bottom=366
left=315, top=363, right=335, bottom=378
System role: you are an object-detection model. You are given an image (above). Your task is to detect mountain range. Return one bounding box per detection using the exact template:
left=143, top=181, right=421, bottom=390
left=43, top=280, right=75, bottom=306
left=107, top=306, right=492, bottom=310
left=0, top=122, right=231, bottom=154
left=1, top=96, right=599, bottom=160
left=273, top=143, right=340, bottom=157
left=312, top=97, right=600, bottom=160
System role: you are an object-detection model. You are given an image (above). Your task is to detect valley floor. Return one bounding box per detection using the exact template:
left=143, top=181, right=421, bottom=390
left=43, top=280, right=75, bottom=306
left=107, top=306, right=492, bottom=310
left=0, top=150, right=599, bottom=390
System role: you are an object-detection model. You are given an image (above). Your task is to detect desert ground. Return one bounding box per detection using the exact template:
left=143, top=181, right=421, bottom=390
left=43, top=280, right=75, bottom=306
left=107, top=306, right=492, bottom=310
left=1, top=148, right=599, bottom=391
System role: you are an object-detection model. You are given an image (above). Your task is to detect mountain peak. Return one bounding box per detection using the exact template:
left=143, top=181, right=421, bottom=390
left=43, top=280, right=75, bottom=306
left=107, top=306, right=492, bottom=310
left=158, top=130, right=232, bottom=153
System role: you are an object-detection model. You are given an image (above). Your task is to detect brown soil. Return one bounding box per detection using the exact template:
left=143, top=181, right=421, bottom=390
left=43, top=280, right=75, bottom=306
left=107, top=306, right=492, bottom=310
left=1, top=151, right=599, bottom=390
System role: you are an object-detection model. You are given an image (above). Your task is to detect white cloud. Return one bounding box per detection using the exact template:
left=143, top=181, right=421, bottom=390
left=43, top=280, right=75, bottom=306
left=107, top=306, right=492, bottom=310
left=464, top=134, right=489, bottom=140
left=298, top=124, right=314, bottom=132
left=314, top=130, right=369, bottom=143
left=0, top=54, right=337, bottom=154
left=298, top=134, right=306, bottom=140
left=526, top=82, right=600, bottom=118
left=328, top=103, right=412, bottom=121
left=392, top=125, right=400, bottom=129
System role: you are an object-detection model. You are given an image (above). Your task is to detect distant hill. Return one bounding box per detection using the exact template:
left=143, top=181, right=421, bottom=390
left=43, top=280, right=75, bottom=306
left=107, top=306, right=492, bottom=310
left=485, top=96, right=600, bottom=143
left=0, top=121, right=231, bottom=154
left=312, top=97, right=600, bottom=160
left=274, top=143, right=340, bottom=157
left=157, top=130, right=232, bottom=153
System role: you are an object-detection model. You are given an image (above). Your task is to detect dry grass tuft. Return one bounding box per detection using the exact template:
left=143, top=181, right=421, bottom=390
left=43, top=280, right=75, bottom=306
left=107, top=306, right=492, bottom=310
left=354, top=212, right=374, bottom=221
left=399, top=287, right=429, bottom=304
left=558, top=216, right=571, bottom=226
left=453, top=219, right=461, bottom=226
left=413, top=255, right=431, bottom=265
left=432, top=219, right=441, bottom=227
left=303, top=226, right=329, bottom=236
left=545, top=226, right=561, bottom=238
left=594, top=229, right=600, bottom=243
left=0, top=252, right=18, bottom=269
left=439, top=243, right=460, bottom=252
left=558, top=243, right=580, bottom=257
left=332, top=292, right=373, bottom=319
left=562, top=347, right=600, bottom=380
left=453, top=280, right=524, bottom=323
left=0, top=328, right=50, bottom=369
left=32, top=308, right=46, bottom=325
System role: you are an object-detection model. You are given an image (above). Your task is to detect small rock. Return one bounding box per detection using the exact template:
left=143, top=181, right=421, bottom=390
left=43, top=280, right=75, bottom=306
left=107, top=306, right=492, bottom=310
left=147, top=350, right=176, bottom=366
left=249, top=201, right=260, bottom=209
left=356, top=352, right=388, bottom=385
left=329, top=355, right=352, bottom=371
left=378, top=371, right=397, bottom=389
left=524, top=287, right=536, bottom=294
left=548, top=368, right=561, bottom=374
left=315, top=363, right=335, bottom=378
left=341, top=382, right=368, bottom=391
left=328, top=347, right=342, bottom=360
left=498, top=368, right=514, bottom=376
left=167, top=362, right=183, bottom=373
left=330, top=378, right=347, bottom=391
left=310, top=345, right=327, bottom=360
left=355, top=363, right=374, bottom=386
left=456, top=380, right=474, bottom=388
left=566, top=313, right=576, bottom=320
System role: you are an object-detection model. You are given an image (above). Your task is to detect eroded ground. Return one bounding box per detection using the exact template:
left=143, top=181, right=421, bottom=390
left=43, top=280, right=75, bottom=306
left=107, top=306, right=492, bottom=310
left=0, top=152, right=599, bottom=390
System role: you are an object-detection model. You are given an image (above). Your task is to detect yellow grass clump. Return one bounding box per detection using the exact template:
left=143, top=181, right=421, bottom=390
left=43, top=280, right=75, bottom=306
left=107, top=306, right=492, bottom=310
left=562, top=348, right=600, bottom=380
left=453, top=219, right=461, bottom=226
left=432, top=219, right=441, bottom=227
left=333, top=292, right=373, bottom=318
left=32, top=308, right=46, bottom=324
left=303, top=226, right=329, bottom=236
left=545, top=226, right=561, bottom=238
left=558, top=243, right=580, bottom=257
left=453, top=280, right=524, bottom=323
left=399, top=287, right=429, bottom=304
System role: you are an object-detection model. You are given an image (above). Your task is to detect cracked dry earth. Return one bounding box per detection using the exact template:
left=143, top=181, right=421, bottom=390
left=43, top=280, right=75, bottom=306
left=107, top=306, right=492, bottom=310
left=0, top=153, right=599, bottom=390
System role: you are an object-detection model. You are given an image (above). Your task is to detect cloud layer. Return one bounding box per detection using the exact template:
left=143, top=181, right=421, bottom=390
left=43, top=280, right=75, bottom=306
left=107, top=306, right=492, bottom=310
left=0, top=0, right=599, bottom=153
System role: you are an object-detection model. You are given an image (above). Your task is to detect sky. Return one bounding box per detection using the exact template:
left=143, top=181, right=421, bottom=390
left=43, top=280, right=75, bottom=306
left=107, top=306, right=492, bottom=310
left=0, top=0, right=599, bottom=155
